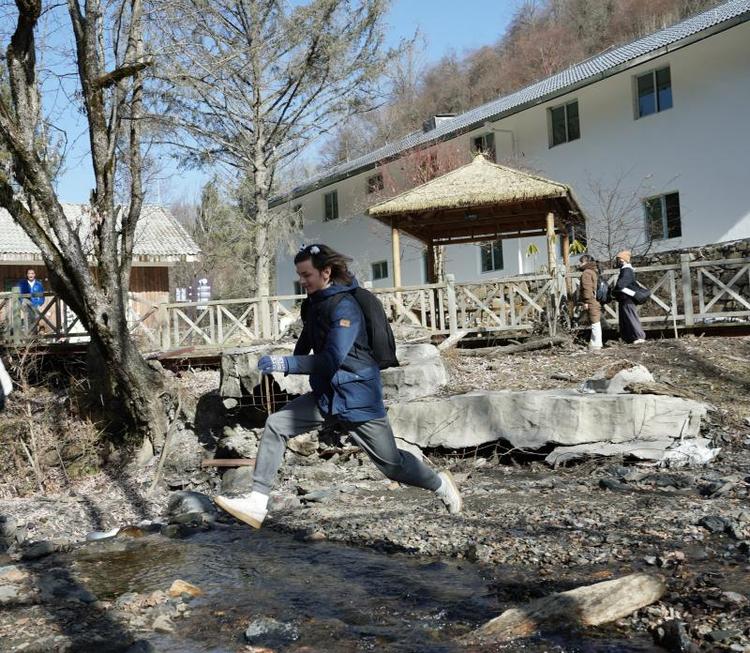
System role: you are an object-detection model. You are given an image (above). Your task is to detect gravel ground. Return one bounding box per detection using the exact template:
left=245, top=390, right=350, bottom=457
left=1, top=335, right=749, bottom=651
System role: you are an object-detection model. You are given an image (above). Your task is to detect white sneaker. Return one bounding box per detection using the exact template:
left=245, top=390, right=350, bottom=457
left=436, top=471, right=463, bottom=514
left=632, top=339, right=646, bottom=345
left=214, top=494, right=267, bottom=529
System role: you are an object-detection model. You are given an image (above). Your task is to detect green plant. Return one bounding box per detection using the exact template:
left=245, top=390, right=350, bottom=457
left=570, top=239, right=587, bottom=255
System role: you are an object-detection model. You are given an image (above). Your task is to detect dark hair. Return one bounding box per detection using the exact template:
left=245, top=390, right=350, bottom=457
left=26, top=268, right=35, bottom=274
left=294, top=244, right=353, bottom=285
left=579, top=254, right=594, bottom=264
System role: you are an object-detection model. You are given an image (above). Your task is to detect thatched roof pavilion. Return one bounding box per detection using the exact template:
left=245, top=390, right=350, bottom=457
left=367, top=154, right=585, bottom=284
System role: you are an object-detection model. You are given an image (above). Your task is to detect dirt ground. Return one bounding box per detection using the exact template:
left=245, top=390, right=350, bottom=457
left=0, top=334, right=749, bottom=651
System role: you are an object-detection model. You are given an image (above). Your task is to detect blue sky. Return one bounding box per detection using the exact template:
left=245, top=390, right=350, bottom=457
left=54, top=0, right=515, bottom=204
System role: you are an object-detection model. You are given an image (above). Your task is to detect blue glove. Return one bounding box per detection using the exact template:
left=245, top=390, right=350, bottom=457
left=258, top=355, right=288, bottom=374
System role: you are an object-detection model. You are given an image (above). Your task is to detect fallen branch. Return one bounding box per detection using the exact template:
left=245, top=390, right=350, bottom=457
left=463, top=573, right=665, bottom=644
left=200, top=458, right=255, bottom=468
left=458, top=336, right=569, bottom=358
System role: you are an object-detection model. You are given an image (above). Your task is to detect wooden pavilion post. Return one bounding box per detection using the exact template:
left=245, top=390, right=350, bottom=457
left=545, top=212, right=556, bottom=273
left=426, top=240, right=436, bottom=283
left=561, top=227, right=571, bottom=290
left=391, top=219, right=402, bottom=288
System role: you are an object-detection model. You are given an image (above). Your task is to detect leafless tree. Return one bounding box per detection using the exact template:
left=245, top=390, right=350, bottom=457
left=583, top=171, right=663, bottom=262
left=0, top=0, right=169, bottom=448
left=153, top=0, right=398, bottom=297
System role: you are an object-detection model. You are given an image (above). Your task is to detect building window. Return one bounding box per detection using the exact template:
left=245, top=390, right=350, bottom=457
left=472, top=132, right=495, bottom=161
left=636, top=66, right=672, bottom=118
left=323, top=190, right=338, bottom=221
left=480, top=240, right=504, bottom=273
left=548, top=100, right=580, bottom=147
left=371, top=260, right=388, bottom=281
left=644, top=192, right=681, bottom=240
left=367, top=173, right=384, bottom=194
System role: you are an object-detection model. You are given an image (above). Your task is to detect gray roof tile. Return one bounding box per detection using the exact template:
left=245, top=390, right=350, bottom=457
left=0, top=204, right=200, bottom=262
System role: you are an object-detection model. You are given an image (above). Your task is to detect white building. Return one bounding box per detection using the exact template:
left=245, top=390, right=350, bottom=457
left=272, top=0, right=750, bottom=294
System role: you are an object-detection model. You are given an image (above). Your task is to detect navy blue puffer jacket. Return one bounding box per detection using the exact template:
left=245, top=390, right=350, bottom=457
left=286, top=279, right=385, bottom=422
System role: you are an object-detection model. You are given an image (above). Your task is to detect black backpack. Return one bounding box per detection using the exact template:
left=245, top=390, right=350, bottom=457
left=301, top=287, right=399, bottom=370
left=595, top=276, right=611, bottom=304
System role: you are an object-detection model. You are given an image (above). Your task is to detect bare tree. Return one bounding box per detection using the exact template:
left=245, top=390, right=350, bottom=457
left=583, top=171, right=663, bottom=262
left=0, top=0, right=169, bottom=447
left=153, top=0, right=398, bottom=297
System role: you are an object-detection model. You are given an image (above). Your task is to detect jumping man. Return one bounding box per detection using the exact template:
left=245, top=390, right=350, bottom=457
left=214, top=244, right=462, bottom=528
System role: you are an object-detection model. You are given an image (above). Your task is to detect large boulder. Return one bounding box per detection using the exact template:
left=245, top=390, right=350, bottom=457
left=387, top=390, right=706, bottom=451
left=220, top=343, right=448, bottom=407
left=382, top=344, right=448, bottom=402
left=220, top=345, right=310, bottom=408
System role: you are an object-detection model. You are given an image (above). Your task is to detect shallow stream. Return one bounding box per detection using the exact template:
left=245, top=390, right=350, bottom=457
left=62, top=525, right=665, bottom=652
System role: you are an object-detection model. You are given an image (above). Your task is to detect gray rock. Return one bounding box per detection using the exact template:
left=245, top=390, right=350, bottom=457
left=287, top=432, right=319, bottom=457
left=162, top=426, right=206, bottom=475
left=220, top=467, right=254, bottom=495
left=300, top=488, right=336, bottom=503
left=581, top=361, right=654, bottom=394
left=221, top=345, right=310, bottom=400
left=0, top=516, right=17, bottom=539
left=152, top=614, right=175, bottom=634
left=698, top=515, right=729, bottom=534
left=652, top=619, right=698, bottom=653
left=21, top=540, right=57, bottom=560
left=388, top=390, right=706, bottom=451
left=0, top=584, right=21, bottom=604
left=548, top=439, right=676, bottom=466
left=218, top=425, right=260, bottom=459
left=167, top=491, right=217, bottom=524
left=381, top=344, right=448, bottom=402
left=245, top=616, right=299, bottom=645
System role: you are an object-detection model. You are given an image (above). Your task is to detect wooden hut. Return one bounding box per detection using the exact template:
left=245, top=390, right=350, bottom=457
left=367, top=154, right=585, bottom=285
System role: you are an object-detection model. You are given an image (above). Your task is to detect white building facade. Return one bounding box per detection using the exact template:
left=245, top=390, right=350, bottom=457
left=272, top=1, right=750, bottom=295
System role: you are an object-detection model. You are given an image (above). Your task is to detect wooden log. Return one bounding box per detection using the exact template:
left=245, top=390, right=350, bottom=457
left=465, top=573, right=665, bottom=644
left=200, top=458, right=255, bottom=468
left=458, top=336, right=568, bottom=357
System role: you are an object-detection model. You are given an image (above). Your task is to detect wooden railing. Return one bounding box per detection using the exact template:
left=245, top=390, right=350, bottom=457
left=2, top=255, right=748, bottom=350
left=0, top=291, right=159, bottom=346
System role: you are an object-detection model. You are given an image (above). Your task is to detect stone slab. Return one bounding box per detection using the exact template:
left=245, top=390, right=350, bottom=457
left=388, top=390, right=707, bottom=451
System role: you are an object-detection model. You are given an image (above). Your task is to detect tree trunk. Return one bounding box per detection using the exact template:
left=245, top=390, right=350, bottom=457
left=87, top=309, right=168, bottom=450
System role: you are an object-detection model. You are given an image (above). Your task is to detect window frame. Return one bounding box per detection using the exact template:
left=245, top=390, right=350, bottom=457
left=366, top=173, right=384, bottom=194
left=323, top=190, right=339, bottom=221
left=472, top=132, right=496, bottom=161
left=643, top=191, right=682, bottom=241
left=634, top=65, right=672, bottom=119
left=371, top=260, right=388, bottom=281
left=479, top=239, right=504, bottom=273
left=547, top=99, right=580, bottom=148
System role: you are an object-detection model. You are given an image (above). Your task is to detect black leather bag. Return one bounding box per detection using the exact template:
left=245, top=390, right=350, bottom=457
left=632, top=285, right=651, bottom=305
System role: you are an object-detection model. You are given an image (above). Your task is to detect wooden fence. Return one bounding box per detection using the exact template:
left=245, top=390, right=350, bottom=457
left=2, top=255, right=748, bottom=350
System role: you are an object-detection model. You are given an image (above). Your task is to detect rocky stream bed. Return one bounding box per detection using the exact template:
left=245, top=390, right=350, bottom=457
left=0, top=336, right=748, bottom=652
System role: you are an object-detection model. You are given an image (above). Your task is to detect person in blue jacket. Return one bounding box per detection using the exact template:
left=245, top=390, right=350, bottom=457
left=214, top=244, right=462, bottom=528
left=18, top=268, right=44, bottom=334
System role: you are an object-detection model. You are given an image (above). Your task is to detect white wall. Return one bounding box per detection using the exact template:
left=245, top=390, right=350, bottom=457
left=276, top=21, right=750, bottom=293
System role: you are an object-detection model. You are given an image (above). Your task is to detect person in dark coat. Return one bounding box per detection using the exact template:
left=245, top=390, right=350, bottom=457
left=214, top=244, right=462, bottom=528
left=614, top=250, right=646, bottom=344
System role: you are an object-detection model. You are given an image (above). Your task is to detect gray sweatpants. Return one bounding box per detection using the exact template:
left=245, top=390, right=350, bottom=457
left=252, top=392, right=442, bottom=495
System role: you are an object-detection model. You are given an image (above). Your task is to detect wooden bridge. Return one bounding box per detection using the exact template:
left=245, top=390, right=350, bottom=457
left=2, top=255, right=749, bottom=351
